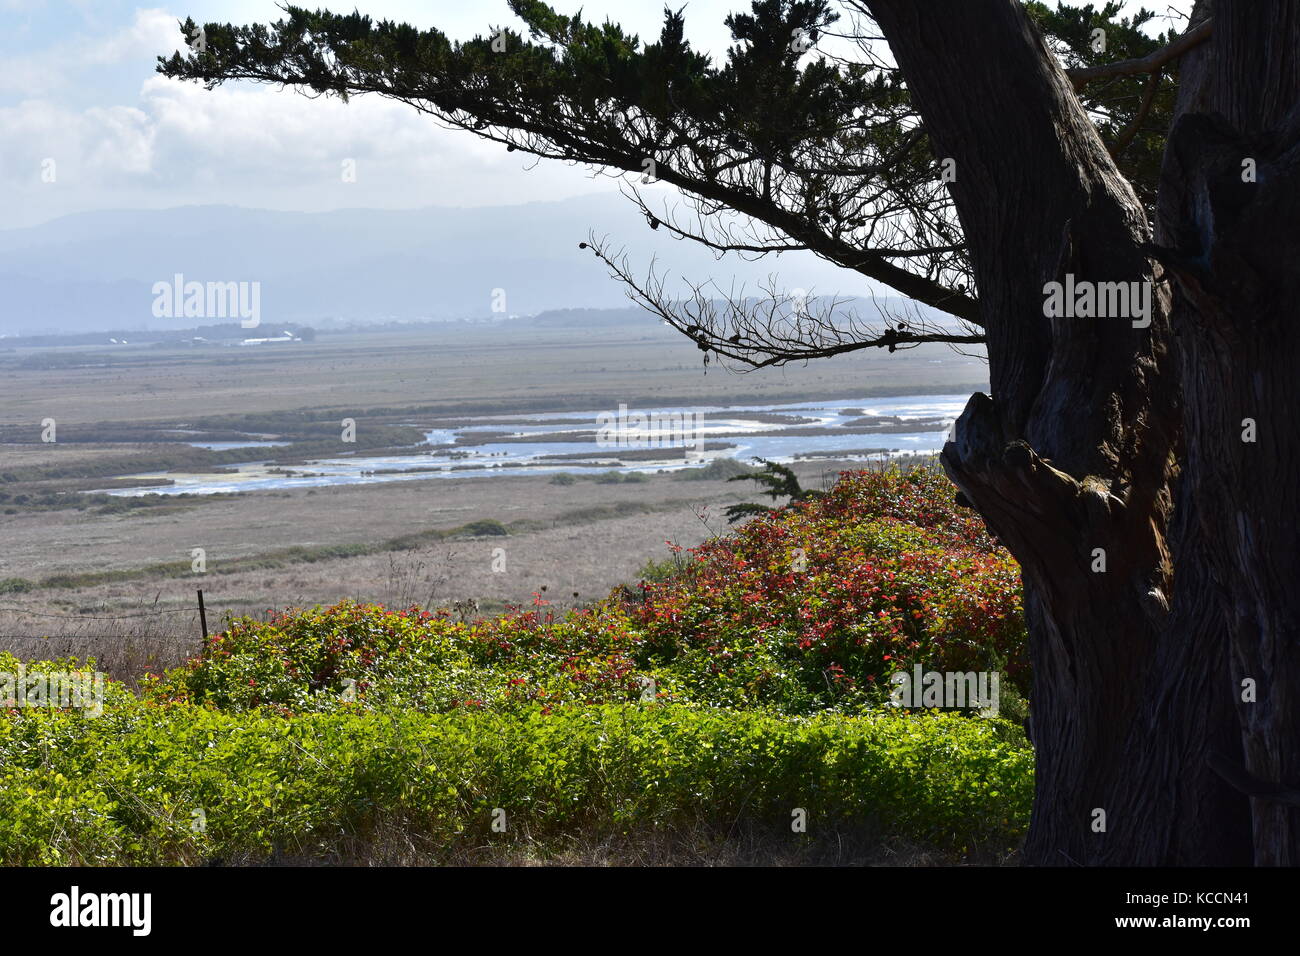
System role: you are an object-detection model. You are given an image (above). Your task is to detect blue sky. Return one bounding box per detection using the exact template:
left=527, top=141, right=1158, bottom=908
left=0, top=1, right=1194, bottom=229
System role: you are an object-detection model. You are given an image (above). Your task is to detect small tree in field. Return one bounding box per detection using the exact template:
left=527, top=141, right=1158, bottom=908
left=724, top=458, right=824, bottom=522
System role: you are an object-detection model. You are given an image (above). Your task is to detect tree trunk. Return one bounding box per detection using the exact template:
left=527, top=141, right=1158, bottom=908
left=861, top=0, right=1299, bottom=864
left=1151, top=0, right=1300, bottom=865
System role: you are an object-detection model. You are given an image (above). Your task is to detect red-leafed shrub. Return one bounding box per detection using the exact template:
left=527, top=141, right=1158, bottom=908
left=148, top=467, right=1026, bottom=716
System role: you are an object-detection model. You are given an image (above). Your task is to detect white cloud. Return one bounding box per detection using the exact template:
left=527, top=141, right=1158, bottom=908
left=0, top=1, right=801, bottom=227
left=0, top=69, right=622, bottom=227
left=0, top=98, right=153, bottom=181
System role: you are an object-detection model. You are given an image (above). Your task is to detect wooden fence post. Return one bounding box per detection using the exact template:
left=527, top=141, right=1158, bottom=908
left=197, top=588, right=209, bottom=641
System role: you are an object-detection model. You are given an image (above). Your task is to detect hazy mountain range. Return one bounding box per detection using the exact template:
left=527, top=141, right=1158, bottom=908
left=0, top=194, right=875, bottom=335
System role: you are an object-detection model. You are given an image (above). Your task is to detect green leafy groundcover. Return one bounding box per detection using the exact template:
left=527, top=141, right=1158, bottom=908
left=0, top=702, right=1031, bottom=865
left=0, top=468, right=1034, bottom=865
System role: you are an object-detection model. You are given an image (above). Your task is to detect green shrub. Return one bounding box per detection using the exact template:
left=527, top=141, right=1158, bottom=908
left=636, top=554, right=690, bottom=584
left=673, top=457, right=755, bottom=480
left=0, top=699, right=1031, bottom=864
left=456, top=519, right=509, bottom=537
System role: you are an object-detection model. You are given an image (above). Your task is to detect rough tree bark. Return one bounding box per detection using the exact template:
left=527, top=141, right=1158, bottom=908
left=861, top=0, right=1297, bottom=865
left=1154, top=1, right=1300, bottom=866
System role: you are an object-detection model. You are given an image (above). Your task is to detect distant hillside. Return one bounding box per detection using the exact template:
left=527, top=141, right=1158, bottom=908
left=525, top=307, right=659, bottom=327
left=0, top=195, right=874, bottom=335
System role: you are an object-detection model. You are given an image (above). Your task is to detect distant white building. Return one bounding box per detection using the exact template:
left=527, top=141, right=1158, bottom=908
left=240, top=330, right=301, bottom=346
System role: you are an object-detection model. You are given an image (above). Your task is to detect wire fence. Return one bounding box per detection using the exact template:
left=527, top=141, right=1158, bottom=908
left=0, top=588, right=217, bottom=644
left=0, top=605, right=201, bottom=621
left=0, top=592, right=218, bottom=681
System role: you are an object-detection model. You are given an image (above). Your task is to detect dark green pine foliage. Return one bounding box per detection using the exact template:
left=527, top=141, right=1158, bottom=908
left=724, top=457, right=825, bottom=522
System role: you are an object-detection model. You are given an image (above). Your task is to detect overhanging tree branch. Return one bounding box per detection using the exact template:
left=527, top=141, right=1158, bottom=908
left=580, top=235, right=983, bottom=370
left=1066, top=17, right=1213, bottom=91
